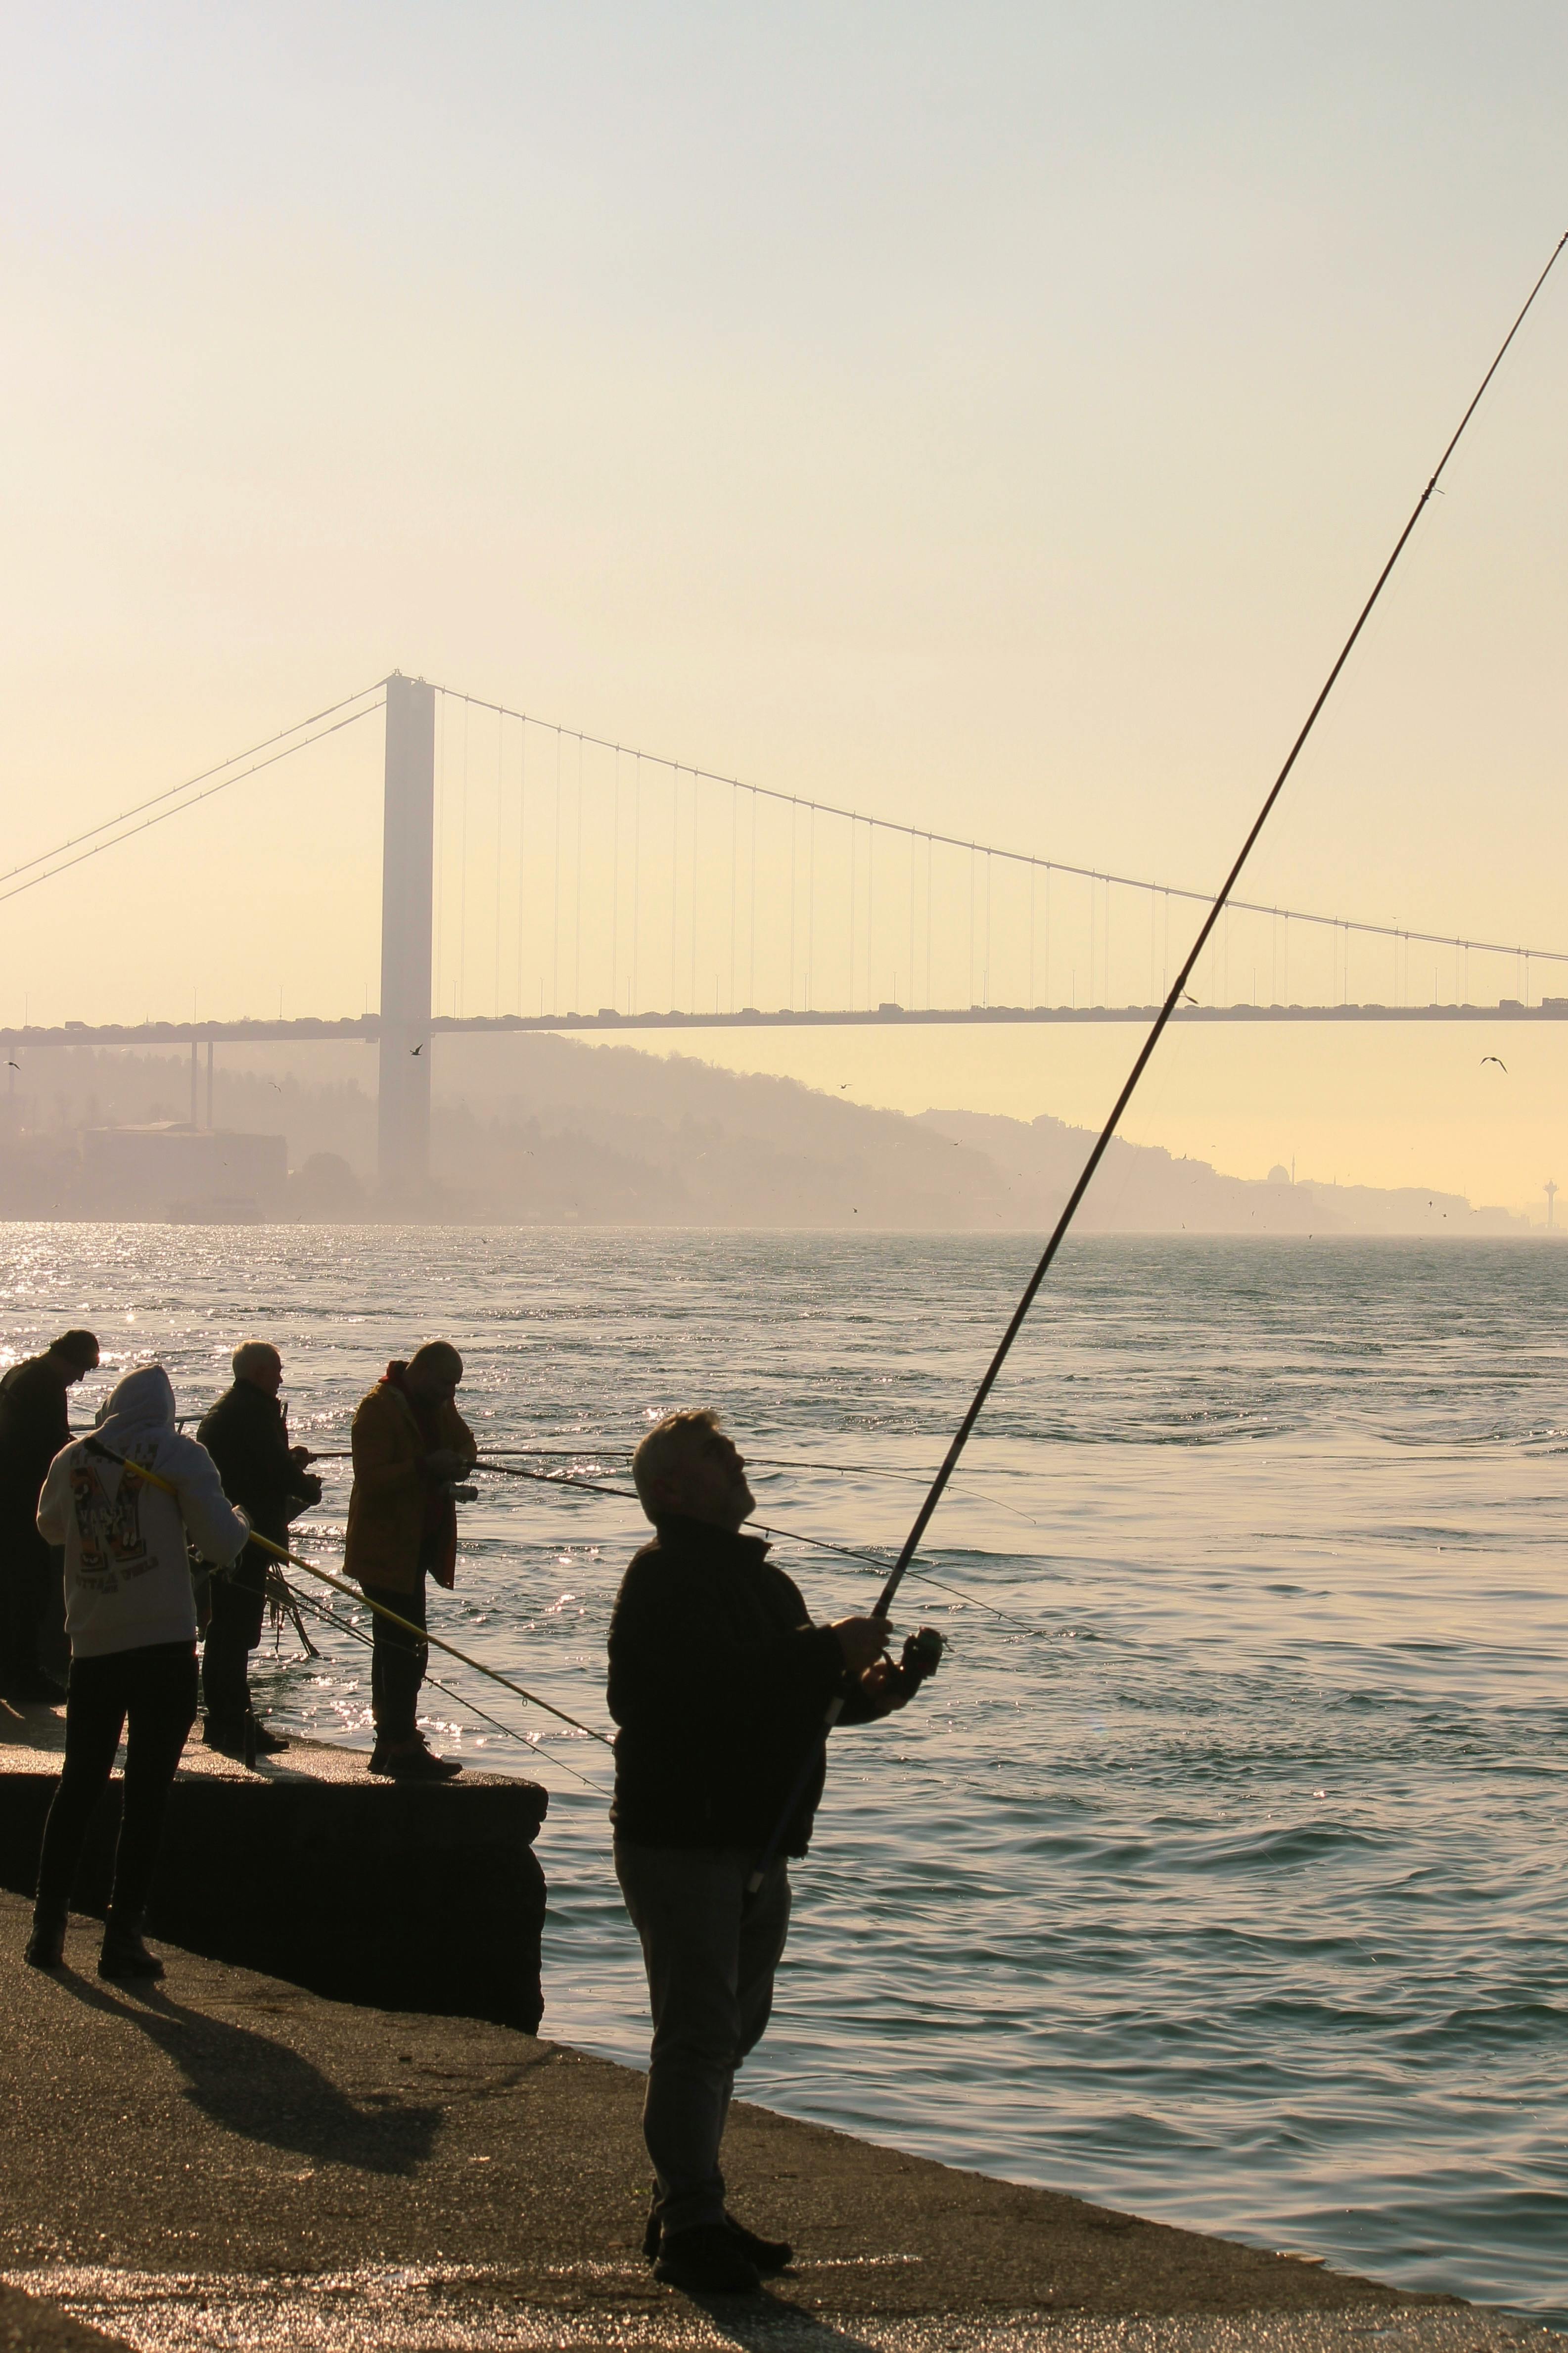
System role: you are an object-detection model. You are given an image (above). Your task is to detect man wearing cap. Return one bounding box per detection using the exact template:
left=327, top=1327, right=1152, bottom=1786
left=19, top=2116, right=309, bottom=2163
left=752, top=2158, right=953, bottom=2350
left=0, top=1331, right=99, bottom=1704
left=196, top=1341, right=322, bottom=1756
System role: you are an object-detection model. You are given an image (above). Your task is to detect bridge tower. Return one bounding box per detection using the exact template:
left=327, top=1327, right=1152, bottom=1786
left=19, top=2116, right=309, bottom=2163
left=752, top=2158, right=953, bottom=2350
left=377, top=674, right=435, bottom=1198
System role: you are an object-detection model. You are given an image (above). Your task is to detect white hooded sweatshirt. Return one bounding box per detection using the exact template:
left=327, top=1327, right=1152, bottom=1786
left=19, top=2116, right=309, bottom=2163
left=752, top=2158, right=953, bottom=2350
left=37, top=1364, right=249, bottom=1660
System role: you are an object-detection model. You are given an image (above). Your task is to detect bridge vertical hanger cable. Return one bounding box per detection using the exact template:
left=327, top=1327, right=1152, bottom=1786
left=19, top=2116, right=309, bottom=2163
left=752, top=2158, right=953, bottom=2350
left=522, top=710, right=534, bottom=1016
left=612, top=746, right=621, bottom=1014
left=632, top=755, right=642, bottom=1015
left=494, top=713, right=504, bottom=1014
left=567, top=734, right=579, bottom=1012
left=459, top=699, right=469, bottom=1020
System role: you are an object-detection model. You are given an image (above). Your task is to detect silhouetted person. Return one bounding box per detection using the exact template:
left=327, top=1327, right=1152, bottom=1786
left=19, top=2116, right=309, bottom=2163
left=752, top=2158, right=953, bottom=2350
left=0, top=1329, right=99, bottom=1704
left=27, top=1364, right=248, bottom=1979
left=343, top=1342, right=475, bottom=1781
left=607, top=1408, right=919, bottom=2296
left=196, top=1341, right=322, bottom=1756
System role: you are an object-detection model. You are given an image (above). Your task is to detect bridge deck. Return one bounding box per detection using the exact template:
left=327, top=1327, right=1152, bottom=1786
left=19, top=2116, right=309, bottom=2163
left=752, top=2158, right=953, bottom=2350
left=3, top=1000, right=1564, bottom=1048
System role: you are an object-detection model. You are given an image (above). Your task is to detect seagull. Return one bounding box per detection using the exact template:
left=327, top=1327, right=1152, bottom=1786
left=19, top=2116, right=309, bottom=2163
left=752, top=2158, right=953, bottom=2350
left=1481, top=1055, right=1508, bottom=1073
left=5, top=1061, right=17, bottom=1070
left=1181, top=991, right=1198, bottom=1006
left=411, top=1043, right=424, bottom=1056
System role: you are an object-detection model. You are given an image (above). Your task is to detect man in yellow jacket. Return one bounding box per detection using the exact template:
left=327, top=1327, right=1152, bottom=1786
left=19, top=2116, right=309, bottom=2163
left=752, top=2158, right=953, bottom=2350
left=344, top=1341, right=477, bottom=1780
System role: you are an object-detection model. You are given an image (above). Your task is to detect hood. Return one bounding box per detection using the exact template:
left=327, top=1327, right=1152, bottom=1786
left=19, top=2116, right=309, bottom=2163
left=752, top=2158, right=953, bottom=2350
left=92, top=1364, right=178, bottom=1454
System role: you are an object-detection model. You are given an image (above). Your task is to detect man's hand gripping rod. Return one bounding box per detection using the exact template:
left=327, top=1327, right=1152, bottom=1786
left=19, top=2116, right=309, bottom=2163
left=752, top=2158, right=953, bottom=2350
left=746, top=229, right=1568, bottom=1897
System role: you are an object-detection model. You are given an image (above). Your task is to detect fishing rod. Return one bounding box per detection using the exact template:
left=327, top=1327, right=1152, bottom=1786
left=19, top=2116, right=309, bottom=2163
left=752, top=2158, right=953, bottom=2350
left=746, top=229, right=1568, bottom=1893
left=83, top=1441, right=613, bottom=1749
left=260, top=1564, right=609, bottom=1791
left=304, top=1448, right=1042, bottom=1630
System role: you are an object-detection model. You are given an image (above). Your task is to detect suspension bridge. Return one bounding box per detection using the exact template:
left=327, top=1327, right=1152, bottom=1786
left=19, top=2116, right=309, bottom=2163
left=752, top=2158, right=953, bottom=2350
left=5, top=672, right=1566, bottom=1195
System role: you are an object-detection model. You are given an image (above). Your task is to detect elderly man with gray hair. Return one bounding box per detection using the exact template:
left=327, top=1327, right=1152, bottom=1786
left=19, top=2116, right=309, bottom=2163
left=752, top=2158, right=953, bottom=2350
left=607, top=1407, right=925, bottom=2296
left=195, top=1342, right=321, bottom=1755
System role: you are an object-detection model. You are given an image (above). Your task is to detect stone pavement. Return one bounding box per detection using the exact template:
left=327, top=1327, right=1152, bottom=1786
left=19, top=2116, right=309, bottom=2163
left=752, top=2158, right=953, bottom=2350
left=0, top=1894, right=1551, bottom=2353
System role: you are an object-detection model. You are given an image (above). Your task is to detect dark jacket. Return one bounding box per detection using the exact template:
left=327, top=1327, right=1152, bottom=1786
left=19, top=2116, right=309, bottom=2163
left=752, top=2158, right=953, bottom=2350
left=0, top=1351, right=76, bottom=1520
left=196, top=1381, right=320, bottom=1569
left=607, top=1515, right=876, bottom=1857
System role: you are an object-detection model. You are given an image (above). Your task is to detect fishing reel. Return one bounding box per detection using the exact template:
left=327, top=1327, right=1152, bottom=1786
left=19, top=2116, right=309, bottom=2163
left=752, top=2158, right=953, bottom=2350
left=884, top=1624, right=945, bottom=1702
left=442, top=1481, right=479, bottom=1503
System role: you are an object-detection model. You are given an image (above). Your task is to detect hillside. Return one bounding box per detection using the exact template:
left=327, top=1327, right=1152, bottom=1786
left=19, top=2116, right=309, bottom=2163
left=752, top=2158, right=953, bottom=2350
left=0, top=1035, right=1530, bottom=1233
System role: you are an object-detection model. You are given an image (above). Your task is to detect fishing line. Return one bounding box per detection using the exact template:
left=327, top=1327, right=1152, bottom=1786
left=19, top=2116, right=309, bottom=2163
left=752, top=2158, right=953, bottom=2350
left=476, top=1448, right=1045, bottom=1526
left=747, top=228, right=1568, bottom=1890
left=464, top=1458, right=1045, bottom=1634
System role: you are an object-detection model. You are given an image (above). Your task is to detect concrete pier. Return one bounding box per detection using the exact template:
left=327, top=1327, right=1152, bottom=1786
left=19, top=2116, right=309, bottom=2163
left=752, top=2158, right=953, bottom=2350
left=0, top=1701, right=547, bottom=2032
left=0, top=1894, right=1555, bottom=2353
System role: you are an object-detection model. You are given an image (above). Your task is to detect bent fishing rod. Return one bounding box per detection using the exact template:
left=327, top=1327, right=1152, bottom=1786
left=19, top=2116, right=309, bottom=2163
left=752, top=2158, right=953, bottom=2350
left=85, top=1441, right=612, bottom=1750
left=259, top=1562, right=609, bottom=1790
left=746, top=228, right=1568, bottom=1892
left=309, top=1449, right=1043, bottom=1631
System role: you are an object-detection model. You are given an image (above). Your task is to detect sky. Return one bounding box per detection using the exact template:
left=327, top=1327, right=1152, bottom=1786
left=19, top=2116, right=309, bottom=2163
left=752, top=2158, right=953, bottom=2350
left=3, top=2, right=1567, bottom=1210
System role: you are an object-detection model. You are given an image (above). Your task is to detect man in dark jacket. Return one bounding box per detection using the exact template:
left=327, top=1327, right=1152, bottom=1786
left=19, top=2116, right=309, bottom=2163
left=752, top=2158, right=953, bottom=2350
left=0, top=1330, right=98, bottom=1703
left=608, top=1407, right=918, bottom=2297
left=196, top=1342, right=321, bottom=1755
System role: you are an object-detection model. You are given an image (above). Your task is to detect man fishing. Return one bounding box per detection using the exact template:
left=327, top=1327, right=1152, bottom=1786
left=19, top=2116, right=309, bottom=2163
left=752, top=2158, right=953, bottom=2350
left=343, top=1342, right=476, bottom=1781
left=196, top=1341, right=322, bottom=1756
left=0, top=1330, right=99, bottom=1704
left=27, top=1363, right=249, bottom=1978
left=607, top=1407, right=922, bottom=2296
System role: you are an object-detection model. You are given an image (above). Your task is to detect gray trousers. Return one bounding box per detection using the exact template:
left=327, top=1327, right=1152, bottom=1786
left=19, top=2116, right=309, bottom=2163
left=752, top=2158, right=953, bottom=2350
left=614, top=1841, right=792, bottom=2237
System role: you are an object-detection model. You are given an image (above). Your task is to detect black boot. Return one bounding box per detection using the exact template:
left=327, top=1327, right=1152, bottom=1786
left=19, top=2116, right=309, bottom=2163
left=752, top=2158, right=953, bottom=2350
left=653, top=2223, right=762, bottom=2295
left=726, top=2214, right=793, bottom=2273
left=98, top=1910, right=164, bottom=1981
left=24, top=1900, right=67, bottom=1970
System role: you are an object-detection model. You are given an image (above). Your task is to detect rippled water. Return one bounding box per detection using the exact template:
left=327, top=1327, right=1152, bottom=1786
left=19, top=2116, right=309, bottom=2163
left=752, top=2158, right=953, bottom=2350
left=4, top=1228, right=1566, bottom=2324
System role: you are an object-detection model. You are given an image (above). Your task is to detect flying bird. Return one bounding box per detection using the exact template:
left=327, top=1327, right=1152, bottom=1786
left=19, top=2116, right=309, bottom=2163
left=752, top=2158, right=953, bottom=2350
left=1181, top=991, right=1198, bottom=1006
left=1481, top=1056, right=1508, bottom=1073
left=411, top=1043, right=424, bottom=1056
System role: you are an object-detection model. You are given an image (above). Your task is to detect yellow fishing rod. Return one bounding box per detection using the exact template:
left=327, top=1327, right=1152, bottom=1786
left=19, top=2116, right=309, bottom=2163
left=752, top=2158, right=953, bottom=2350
left=86, top=1440, right=612, bottom=1750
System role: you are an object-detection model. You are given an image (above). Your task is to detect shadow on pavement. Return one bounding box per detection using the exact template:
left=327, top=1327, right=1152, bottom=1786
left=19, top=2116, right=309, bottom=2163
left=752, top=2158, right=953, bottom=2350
left=683, top=2288, right=887, bottom=2351
left=50, top=1970, right=442, bottom=2175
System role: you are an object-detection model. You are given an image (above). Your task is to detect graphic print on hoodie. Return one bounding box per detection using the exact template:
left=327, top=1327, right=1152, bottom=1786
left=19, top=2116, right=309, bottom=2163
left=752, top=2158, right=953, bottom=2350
left=69, top=1453, right=152, bottom=1581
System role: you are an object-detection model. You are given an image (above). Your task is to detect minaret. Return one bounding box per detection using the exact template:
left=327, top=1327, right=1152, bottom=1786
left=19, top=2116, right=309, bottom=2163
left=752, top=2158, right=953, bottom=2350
left=1546, top=1179, right=1558, bottom=1232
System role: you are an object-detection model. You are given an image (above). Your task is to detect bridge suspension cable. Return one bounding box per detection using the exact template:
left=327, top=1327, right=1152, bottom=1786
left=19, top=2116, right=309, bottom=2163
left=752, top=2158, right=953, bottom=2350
left=0, top=690, right=385, bottom=910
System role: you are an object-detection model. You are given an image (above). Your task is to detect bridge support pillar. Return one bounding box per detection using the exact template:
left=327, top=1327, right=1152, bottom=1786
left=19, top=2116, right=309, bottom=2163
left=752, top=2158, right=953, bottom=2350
left=377, top=675, right=435, bottom=1200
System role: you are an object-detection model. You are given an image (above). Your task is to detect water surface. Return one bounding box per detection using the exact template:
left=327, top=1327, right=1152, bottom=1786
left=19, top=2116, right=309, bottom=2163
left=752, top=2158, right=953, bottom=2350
left=4, top=1229, right=1565, bottom=2324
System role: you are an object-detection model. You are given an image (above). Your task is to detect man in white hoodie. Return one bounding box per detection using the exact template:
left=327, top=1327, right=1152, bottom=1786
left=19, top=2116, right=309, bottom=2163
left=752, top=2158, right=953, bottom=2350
left=27, top=1364, right=249, bottom=1979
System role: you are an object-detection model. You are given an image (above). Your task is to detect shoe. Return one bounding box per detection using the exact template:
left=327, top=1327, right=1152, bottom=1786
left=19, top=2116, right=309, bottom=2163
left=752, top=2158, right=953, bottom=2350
left=201, top=1718, right=248, bottom=1757
left=97, top=1912, right=164, bottom=1981
left=369, top=1736, right=462, bottom=1782
left=725, top=2215, right=792, bottom=2274
left=653, top=2223, right=762, bottom=2296
left=24, top=1903, right=67, bottom=1970
left=249, top=1721, right=289, bottom=1755
left=7, top=1670, right=67, bottom=1706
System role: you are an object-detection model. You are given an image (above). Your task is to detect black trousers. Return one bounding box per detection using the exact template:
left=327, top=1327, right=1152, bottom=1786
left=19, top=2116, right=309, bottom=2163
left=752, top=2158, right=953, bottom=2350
left=362, top=1573, right=427, bottom=1742
left=36, top=1641, right=199, bottom=1919
left=0, top=1515, right=67, bottom=1688
left=201, top=1552, right=267, bottom=1726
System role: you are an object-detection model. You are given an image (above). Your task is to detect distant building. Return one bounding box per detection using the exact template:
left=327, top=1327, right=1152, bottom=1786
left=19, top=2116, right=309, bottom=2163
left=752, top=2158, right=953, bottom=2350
left=80, top=1124, right=286, bottom=1221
